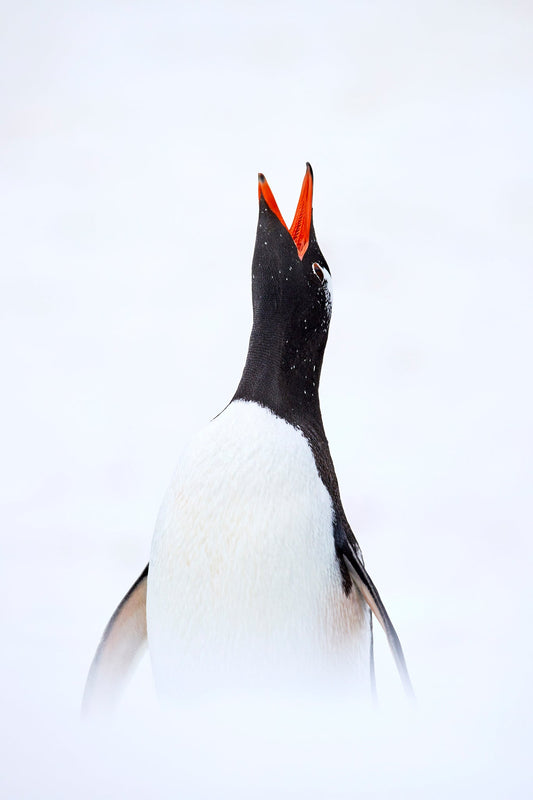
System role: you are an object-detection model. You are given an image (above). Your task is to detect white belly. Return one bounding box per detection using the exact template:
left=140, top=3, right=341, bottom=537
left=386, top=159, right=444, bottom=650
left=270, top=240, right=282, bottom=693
left=147, top=400, right=370, bottom=698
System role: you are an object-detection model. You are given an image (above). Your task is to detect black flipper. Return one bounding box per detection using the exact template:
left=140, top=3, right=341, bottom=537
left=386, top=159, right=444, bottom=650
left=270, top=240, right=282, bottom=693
left=336, top=522, right=414, bottom=698
left=82, top=564, right=149, bottom=716
left=369, top=611, right=377, bottom=702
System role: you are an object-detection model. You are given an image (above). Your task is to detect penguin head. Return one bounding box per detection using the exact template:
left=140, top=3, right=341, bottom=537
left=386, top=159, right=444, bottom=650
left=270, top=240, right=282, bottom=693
left=252, top=163, right=332, bottom=350
left=235, top=164, right=332, bottom=417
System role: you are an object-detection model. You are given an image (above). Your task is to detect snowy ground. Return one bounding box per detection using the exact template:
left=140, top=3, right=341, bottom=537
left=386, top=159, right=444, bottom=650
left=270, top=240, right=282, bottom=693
left=1, top=1, right=532, bottom=797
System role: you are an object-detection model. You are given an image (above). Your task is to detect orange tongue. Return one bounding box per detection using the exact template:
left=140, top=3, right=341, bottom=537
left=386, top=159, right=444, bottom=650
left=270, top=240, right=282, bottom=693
left=258, top=164, right=314, bottom=260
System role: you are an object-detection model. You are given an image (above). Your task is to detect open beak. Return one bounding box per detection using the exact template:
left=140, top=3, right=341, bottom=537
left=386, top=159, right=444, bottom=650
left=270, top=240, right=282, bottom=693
left=258, top=163, right=314, bottom=259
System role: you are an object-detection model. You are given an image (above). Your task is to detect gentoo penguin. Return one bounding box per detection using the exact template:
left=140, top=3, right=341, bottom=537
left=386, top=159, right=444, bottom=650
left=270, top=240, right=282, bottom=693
left=83, top=164, right=412, bottom=713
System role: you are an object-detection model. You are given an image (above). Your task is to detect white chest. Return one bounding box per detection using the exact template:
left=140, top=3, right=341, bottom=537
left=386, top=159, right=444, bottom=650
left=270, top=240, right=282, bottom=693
left=147, top=400, right=369, bottom=695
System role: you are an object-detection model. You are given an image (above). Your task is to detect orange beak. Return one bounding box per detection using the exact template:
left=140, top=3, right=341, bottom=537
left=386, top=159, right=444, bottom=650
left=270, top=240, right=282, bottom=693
left=258, top=164, right=313, bottom=259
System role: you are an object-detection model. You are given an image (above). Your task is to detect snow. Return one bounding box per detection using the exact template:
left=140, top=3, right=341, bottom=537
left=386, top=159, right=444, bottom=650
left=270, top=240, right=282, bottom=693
left=1, top=0, right=532, bottom=797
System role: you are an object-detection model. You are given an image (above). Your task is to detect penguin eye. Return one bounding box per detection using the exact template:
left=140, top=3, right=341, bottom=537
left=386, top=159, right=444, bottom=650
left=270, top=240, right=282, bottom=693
left=312, top=262, right=324, bottom=283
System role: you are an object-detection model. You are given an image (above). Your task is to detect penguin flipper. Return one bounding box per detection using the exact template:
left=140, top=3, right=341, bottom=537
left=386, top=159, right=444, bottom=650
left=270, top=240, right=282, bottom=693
left=82, top=564, right=148, bottom=716
left=340, top=534, right=414, bottom=698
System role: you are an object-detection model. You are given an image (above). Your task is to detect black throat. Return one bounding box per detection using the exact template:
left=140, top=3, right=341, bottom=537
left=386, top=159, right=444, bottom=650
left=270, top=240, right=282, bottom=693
left=233, top=306, right=325, bottom=421
left=232, top=195, right=330, bottom=434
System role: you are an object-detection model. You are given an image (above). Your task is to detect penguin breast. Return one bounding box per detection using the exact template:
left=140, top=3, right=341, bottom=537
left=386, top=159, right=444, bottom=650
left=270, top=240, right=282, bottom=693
left=147, top=399, right=369, bottom=696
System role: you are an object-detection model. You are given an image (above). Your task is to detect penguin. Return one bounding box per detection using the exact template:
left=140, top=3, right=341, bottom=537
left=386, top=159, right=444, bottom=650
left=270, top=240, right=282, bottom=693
left=83, top=164, right=413, bottom=713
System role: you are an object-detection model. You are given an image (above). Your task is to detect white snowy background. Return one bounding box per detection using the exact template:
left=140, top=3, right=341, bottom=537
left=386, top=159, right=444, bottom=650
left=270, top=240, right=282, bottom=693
left=1, top=1, right=532, bottom=797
